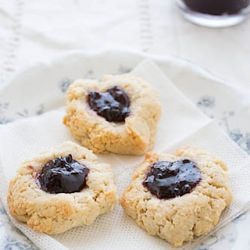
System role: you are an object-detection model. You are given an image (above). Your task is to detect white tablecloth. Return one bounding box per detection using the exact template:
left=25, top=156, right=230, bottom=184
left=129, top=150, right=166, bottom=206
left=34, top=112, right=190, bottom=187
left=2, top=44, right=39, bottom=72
left=0, top=1, right=250, bottom=249
left=0, top=0, right=250, bottom=90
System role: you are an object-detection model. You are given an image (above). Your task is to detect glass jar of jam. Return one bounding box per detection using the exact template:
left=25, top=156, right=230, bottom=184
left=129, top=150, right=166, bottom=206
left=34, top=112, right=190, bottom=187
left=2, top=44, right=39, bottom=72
left=177, top=0, right=250, bottom=27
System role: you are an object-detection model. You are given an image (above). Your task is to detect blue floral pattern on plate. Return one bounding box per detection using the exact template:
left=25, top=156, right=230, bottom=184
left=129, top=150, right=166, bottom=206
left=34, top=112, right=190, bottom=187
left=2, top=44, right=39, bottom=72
left=198, top=96, right=250, bottom=154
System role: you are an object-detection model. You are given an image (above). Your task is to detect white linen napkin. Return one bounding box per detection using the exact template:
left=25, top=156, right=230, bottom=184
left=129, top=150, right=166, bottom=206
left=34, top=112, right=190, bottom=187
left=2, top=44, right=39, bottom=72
left=0, top=61, right=249, bottom=250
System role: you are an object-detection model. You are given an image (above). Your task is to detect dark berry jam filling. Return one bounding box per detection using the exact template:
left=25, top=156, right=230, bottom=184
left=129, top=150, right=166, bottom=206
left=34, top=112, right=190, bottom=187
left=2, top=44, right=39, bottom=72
left=87, top=86, right=130, bottom=122
left=143, top=159, right=201, bottom=199
left=183, top=0, right=250, bottom=15
left=37, top=154, right=89, bottom=194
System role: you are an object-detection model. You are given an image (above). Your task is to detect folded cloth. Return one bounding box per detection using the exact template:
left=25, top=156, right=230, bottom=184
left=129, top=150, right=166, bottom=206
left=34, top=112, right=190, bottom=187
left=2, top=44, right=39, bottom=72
left=0, top=61, right=249, bottom=250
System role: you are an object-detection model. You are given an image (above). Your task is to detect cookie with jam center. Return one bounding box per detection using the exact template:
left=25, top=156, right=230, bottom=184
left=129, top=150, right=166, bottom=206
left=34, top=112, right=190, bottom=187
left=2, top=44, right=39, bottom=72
left=8, top=141, right=117, bottom=234
left=120, top=147, right=232, bottom=247
left=63, top=74, right=161, bottom=155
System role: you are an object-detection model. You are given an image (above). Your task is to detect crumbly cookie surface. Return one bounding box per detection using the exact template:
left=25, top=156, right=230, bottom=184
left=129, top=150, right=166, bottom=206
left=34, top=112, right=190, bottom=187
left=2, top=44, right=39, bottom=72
left=120, top=147, right=232, bottom=247
left=63, top=74, right=161, bottom=155
left=8, top=141, right=117, bottom=234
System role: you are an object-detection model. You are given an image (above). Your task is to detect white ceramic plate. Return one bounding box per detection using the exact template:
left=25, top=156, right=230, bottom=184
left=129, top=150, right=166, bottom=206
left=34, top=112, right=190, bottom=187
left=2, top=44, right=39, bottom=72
left=0, top=50, right=249, bottom=250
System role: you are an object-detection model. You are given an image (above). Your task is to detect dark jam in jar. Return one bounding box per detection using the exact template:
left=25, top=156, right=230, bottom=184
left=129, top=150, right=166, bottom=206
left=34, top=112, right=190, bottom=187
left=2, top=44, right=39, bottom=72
left=183, top=0, right=250, bottom=15
left=37, top=154, right=89, bottom=194
left=143, top=159, right=201, bottom=199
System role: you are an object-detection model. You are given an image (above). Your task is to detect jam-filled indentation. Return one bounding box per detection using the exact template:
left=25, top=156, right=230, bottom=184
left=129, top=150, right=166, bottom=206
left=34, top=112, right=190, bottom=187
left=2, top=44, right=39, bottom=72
left=37, top=154, right=89, bottom=194
left=87, top=86, right=130, bottom=122
left=143, top=159, right=201, bottom=199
